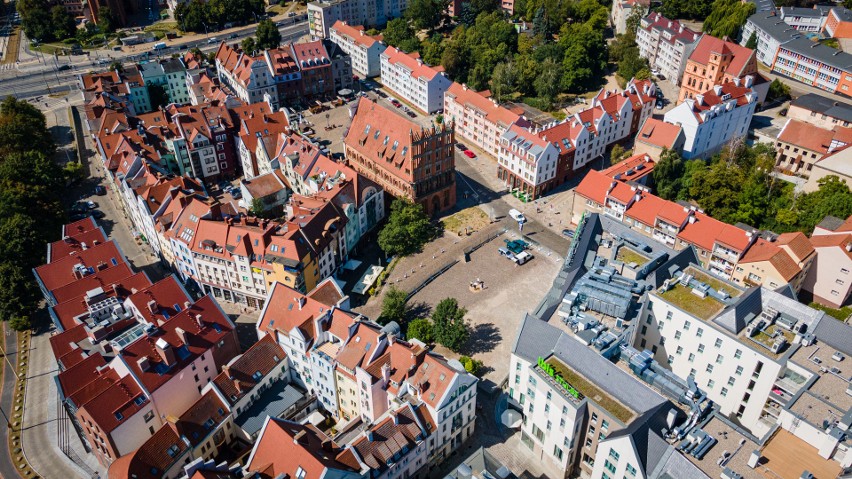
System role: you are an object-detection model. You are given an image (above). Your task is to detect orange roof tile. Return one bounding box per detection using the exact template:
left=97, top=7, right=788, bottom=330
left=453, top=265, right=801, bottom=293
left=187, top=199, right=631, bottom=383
left=247, top=419, right=358, bottom=478
left=381, top=47, right=445, bottom=81
left=688, top=35, right=755, bottom=78
left=778, top=119, right=837, bottom=155
left=776, top=232, right=815, bottom=263
left=445, top=83, right=523, bottom=129
left=575, top=169, right=615, bottom=204
left=636, top=118, right=683, bottom=149
left=738, top=238, right=802, bottom=281
left=331, top=21, right=383, bottom=48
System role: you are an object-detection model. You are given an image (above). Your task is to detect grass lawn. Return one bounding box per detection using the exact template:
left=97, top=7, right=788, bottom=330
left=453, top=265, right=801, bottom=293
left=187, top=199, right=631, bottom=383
left=441, top=206, right=489, bottom=235
left=145, top=21, right=181, bottom=39
left=659, top=282, right=726, bottom=320
left=688, top=267, right=741, bottom=298
left=809, top=302, right=852, bottom=321
left=545, top=357, right=634, bottom=423
left=616, top=247, right=649, bottom=266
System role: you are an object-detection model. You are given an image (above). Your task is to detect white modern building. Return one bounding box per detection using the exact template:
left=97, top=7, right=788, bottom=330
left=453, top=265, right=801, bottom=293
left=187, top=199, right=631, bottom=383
left=636, top=13, right=702, bottom=85
left=328, top=21, right=385, bottom=78
left=498, top=124, right=560, bottom=200
left=380, top=47, right=452, bottom=114
left=740, top=12, right=804, bottom=67
left=663, top=78, right=757, bottom=159
left=610, top=0, right=649, bottom=34
left=308, top=0, right=408, bottom=39
left=780, top=6, right=831, bottom=32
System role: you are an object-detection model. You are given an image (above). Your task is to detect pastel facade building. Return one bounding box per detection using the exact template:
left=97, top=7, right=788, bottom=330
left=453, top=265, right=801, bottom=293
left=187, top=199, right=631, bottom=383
left=380, top=47, right=452, bottom=114
left=678, top=35, right=759, bottom=103
left=443, top=82, right=528, bottom=160
left=636, top=13, right=702, bottom=85
left=329, top=22, right=385, bottom=78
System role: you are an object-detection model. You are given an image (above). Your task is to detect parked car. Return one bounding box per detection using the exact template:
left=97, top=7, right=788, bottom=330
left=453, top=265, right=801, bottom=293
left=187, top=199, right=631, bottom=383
left=207, top=37, right=218, bottom=44
left=779, top=108, right=788, bottom=116
left=85, top=200, right=98, bottom=210
left=562, top=229, right=574, bottom=238
left=58, top=64, right=71, bottom=71
left=508, top=208, right=526, bottom=223
left=504, top=239, right=528, bottom=254
left=406, top=111, right=416, bottom=118
left=229, top=33, right=239, bottom=39
left=391, top=99, right=402, bottom=108
left=514, top=251, right=533, bottom=265
left=463, top=150, right=476, bottom=158
left=498, top=247, right=516, bottom=261
left=94, top=185, right=106, bottom=196
left=655, top=100, right=664, bottom=110
left=90, top=210, right=105, bottom=219
left=456, top=143, right=467, bottom=151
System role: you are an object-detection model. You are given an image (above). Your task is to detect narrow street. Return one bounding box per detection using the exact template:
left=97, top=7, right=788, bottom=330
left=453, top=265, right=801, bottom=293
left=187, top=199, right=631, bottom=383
left=0, top=323, right=21, bottom=479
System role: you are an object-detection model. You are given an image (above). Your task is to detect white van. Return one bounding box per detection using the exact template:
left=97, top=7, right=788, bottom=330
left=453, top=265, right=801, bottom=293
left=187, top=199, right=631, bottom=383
left=152, top=42, right=167, bottom=52
left=514, top=251, right=533, bottom=265
left=508, top=208, right=526, bottom=223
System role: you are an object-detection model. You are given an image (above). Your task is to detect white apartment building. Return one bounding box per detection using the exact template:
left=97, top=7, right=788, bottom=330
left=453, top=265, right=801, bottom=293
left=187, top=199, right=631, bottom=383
left=634, top=269, right=831, bottom=438
left=308, top=0, right=408, bottom=39
left=380, top=47, right=452, bottom=114
left=498, top=124, right=559, bottom=200
left=215, top=43, right=279, bottom=110
left=740, top=12, right=804, bottom=67
left=510, top=316, right=667, bottom=479
left=443, top=82, right=526, bottom=159
left=611, top=0, right=648, bottom=34
left=636, top=13, right=702, bottom=85
left=663, top=78, right=757, bottom=159
left=780, top=6, right=831, bottom=32
left=329, top=21, right=385, bottom=78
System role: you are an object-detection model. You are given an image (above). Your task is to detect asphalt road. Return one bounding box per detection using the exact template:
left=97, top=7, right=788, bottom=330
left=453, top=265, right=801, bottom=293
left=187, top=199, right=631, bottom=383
left=0, top=323, right=21, bottom=479
left=0, top=21, right=309, bottom=99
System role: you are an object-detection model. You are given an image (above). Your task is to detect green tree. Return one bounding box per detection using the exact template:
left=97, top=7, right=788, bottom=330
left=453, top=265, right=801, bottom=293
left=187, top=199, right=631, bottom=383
left=241, top=36, right=258, bottom=55
left=534, top=57, right=562, bottom=103
left=18, top=0, right=56, bottom=42
left=431, top=297, right=470, bottom=352
left=617, top=46, right=650, bottom=86
left=405, top=0, right=445, bottom=31
left=50, top=5, right=75, bottom=40
left=459, top=355, right=483, bottom=375
left=421, top=35, right=445, bottom=65
left=147, top=84, right=170, bottom=110
left=109, top=61, right=124, bottom=73
left=97, top=6, right=115, bottom=33
left=745, top=32, right=757, bottom=50
left=652, top=148, right=685, bottom=200
left=381, top=286, right=408, bottom=325
left=490, top=60, right=517, bottom=102
left=0, top=97, right=55, bottom=156
left=766, top=79, right=791, bottom=103
left=383, top=18, right=420, bottom=52
left=794, top=176, right=852, bottom=233
left=610, top=144, right=631, bottom=164
left=378, top=199, right=435, bottom=256
left=63, top=161, right=85, bottom=184
left=407, top=318, right=433, bottom=342
left=558, top=23, right=607, bottom=93
left=703, top=0, right=755, bottom=39
left=255, top=19, right=281, bottom=49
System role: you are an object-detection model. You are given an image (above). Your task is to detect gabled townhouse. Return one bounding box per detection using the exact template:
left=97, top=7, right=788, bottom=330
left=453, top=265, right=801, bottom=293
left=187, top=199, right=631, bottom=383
left=443, top=82, right=529, bottom=160
left=497, top=124, right=560, bottom=200
left=344, top=97, right=456, bottom=215
left=264, top=45, right=303, bottom=105
left=47, top=217, right=108, bottom=264
left=245, top=418, right=363, bottom=478
left=329, top=21, right=385, bottom=78
left=239, top=170, right=290, bottom=214
left=231, top=103, right=291, bottom=179
left=774, top=118, right=852, bottom=177
left=804, top=215, right=852, bottom=308
left=340, top=402, right=435, bottom=479
left=664, top=78, right=758, bottom=159
left=571, top=170, right=813, bottom=291
left=636, top=13, right=702, bottom=85
left=139, top=58, right=191, bottom=107
left=679, top=35, right=760, bottom=103
left=290, top=40, right=338, bottom=98
left=163, top=196, right=220, bottom=285
left=215, top=42, right=279, bottom=110
left=633, top=117, right=685, bottom=159
left=380, top=47, right=452, bottom=114
left=333, top=320, right=387, bottom=421
left=33, top=239, right=129, bottom=306
left=287, top=195, right=350, bottom=281
left=107, top=390, right=234, bottom=479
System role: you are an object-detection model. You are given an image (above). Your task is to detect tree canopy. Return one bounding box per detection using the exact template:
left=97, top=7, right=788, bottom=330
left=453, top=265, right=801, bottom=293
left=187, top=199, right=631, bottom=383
left=255, top=19, right=281, bottom=50
left=19, top=0, right=76, bottom=42
left=380, top=286, right=409, bottom=325
left=658, top=0, right=713, bottom=20
left=431, top=298, right=470, bottom=352
left=702, top=0, right=756, bottom=39
left=406, top=317, right=433, bottom=342
left=0, top=98, right=68, bottom=330
left=378, top=199, right=435, bottom=257
left=175, top=0, right=265, bottom=32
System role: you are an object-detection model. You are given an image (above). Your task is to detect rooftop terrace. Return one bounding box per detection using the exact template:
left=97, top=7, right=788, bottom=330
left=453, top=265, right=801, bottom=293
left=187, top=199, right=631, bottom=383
left=685, top=415, right=763, bottom=479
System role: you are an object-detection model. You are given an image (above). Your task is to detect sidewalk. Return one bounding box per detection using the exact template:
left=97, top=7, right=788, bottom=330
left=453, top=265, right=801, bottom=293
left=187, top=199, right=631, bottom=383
left=21, top=330, right=103, bottom=479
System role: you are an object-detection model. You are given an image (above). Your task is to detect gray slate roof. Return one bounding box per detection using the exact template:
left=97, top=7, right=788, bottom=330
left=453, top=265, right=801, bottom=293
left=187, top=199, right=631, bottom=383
left=779, top=37, right=852, bottom=71
left=746, top=12, right=804, bottom=43
left=816, top=215, right=846, bottom=231
left=791, top=93, right=852, bottom=124
left=780, top=6, right=830, bottom=18
left=746, top=0, right=776, bottom=13
left=234, top=381, right=306, bottom=436
left=813, top=315, right=852, bottom=355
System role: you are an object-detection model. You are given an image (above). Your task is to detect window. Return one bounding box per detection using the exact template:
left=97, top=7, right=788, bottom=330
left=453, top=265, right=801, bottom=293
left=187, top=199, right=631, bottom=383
left=736, top=366, right=744, bottom=376
left=675, top=331, right=681, bottom=340
left=688, top=353, right=695, bottom=362
left=696, top=327, right=703, bottom=338
left=720, top=388, right=728, bottom=397
left=676, top=346, right=683, bottom=355
left=716, top=354, right=723, bottom=364
left=604, top=459, right=617, bottom=474
left=715, top=338, right=722, bottom=348
left=728, top=377, right=735, bottom=386
left=626, top=464, right=637, bottom=476
left=698, top=344, right=705, bottom=353
left=684, top=320, right=691, bottom=330
left=601, top=420, right=609, bottom=432
left=296, top=467, right=307, bottom=479
left=707, top=379, right=715, bottom=388
left=553, top=445, right=563, bottom=460
left=734, top=349, right=742, bottom=359
left=706, top=364, right=714, bottom=373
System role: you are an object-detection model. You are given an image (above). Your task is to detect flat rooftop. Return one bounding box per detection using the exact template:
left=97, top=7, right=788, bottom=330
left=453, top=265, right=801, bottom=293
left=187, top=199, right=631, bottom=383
left=542, top=356, right=635, bottom=423
left=657, top=266, right=742, bottom=321
left=759, top=429, right=841, bottom=479
left=686, top=415, right=763, bottom=479
left=789, top=341, right=852, bottom=414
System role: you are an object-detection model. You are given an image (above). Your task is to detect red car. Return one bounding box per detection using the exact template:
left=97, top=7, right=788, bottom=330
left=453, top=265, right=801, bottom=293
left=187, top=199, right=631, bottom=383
left=391, top=99, right=402, bottom=108
left=463, top=150, right=476, bottom=158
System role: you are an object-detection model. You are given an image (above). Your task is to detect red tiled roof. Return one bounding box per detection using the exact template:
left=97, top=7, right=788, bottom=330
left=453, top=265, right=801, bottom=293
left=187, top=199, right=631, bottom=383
left=118, top=295, right=234, bottom=394
left=738, top=238, right=802, bottom=281
left=677, top=212, right=752, bottom=252
left=640, top=13, right=700, bottom=47
left=348, top=404, right=430, bottom=472
left=778, top=119, right=837, bottom=155
left=212, top=335, right=286, bottom=406
left=290, top=40, right=330, bottom=71
left=575, top=169, right=616, bottom=204
left=688, top=35, right=755, bottom=77
left=247, top=419, right=358, bottom=478
left=108, top=423, right=187, bottom=479
left=445, top=83, right=523, bottom=129
left=602, top=153, right=655, bottom=182
left=608, top=181, right=637, bottom=204
left=61, top=217, right=99, bottom=238
left=49, top=324, right=89, bottom=369
left=408, top=353, right=457, bottom=409
left=810, top=233, right=852, bottom=260
left=125, top=276, right=192, bottom=326
left=47, top=228, right=109, bottom=263
left=636, top=118, right=683, bottom=149
left=77, top=375, right=148, bottom=433
left=34, top=241, right=125, bottom=293
left=175, top=390, right=229, bottom=447
left=335, top=322, right=382, bottom=373
left=48, top=263, right=139, bottom=304
left=381, top=47, right=445, bottom=81
left=257, top=282, right=330, bottom=347
left=306, top=278, right=345, bottom=308
left=624, top=193, right=667, bottom=227
left=331, top=21, right=383, bottom=48
left=776, top=232, right=815, bottom=263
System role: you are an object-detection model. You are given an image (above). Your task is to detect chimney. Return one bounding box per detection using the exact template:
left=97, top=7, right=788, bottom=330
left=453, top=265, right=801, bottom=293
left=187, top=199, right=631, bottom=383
left=155, top=338, right=176, bottom=366
left=175, top=327, right=189, bottom=346
left=294, top=430, right=308, bottom=445
left=147, top=299, right=158, bottom=314
left=233, top=377, right=243, bottom=393
left=382, top=363, right=391, bottom=386
left=713, top=85, right=723, bottom=96
left=391, top=410, right=400, bottom=425
left=744, top=75, right=754, bottom=88
left=366, top=430, right=374, bottom=441
left=298, top=296, right=307, bottom=310
left=137, top=356, right=151, bottom=372
left=195, top=314, right=204, bottom=329
left=695, top=94, right=705, bottom=106
left=183, top=301, right=191, bottom=310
